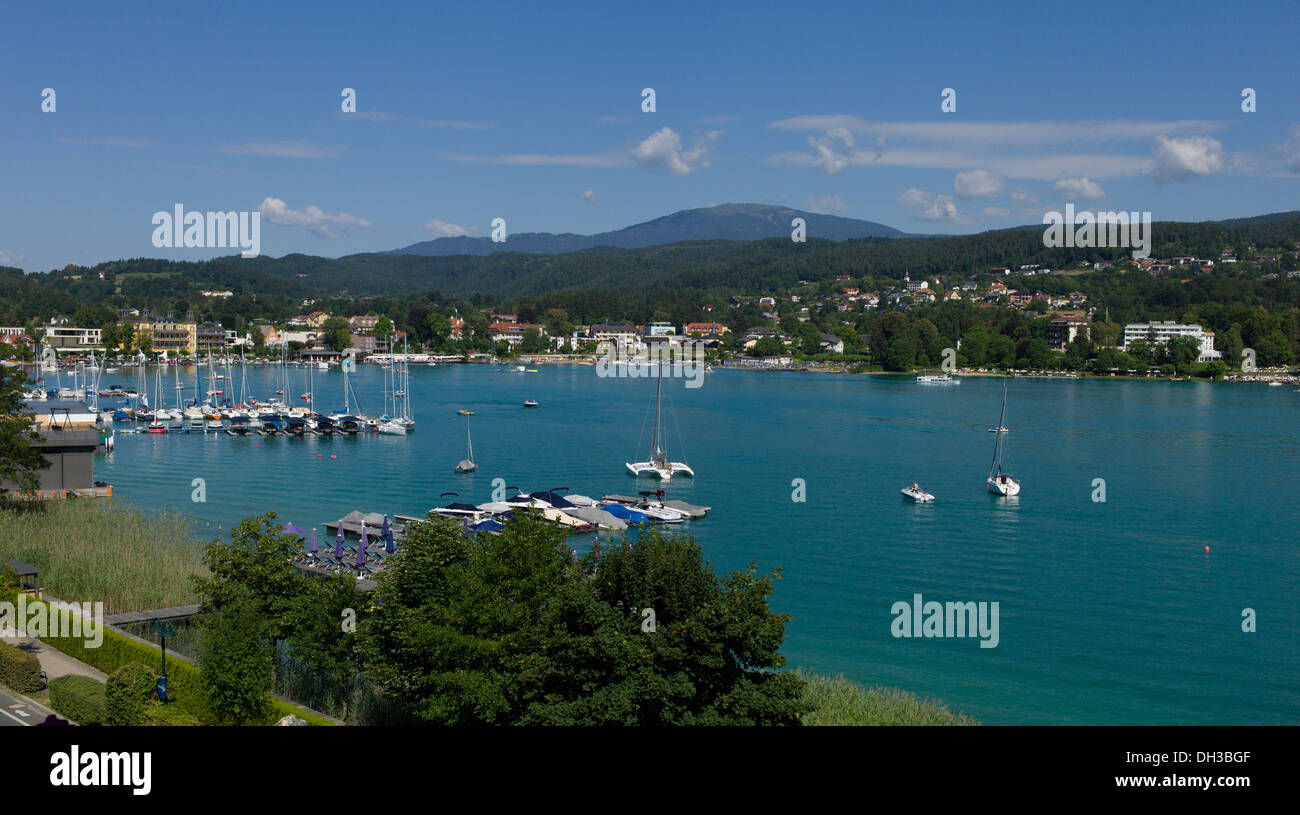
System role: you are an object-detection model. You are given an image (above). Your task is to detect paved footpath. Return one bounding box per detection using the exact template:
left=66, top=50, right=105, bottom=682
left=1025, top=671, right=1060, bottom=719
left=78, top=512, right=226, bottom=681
left=1, top=631, right=107, bottom=726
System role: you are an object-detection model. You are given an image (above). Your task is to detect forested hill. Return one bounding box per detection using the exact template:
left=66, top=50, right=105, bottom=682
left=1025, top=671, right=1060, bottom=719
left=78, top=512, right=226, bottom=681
left=8, top=212, right=1300, bottom=307
left=389, top=203, right=907, bottom=256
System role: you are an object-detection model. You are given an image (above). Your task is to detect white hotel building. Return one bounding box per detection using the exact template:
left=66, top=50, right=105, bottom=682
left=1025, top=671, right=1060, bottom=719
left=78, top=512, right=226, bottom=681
left=1122, top=321, right=1222, bottom=363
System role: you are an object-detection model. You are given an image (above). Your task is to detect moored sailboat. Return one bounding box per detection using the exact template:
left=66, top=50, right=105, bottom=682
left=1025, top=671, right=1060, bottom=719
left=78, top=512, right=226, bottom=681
left=625, top=362, right=693, bottom=479
left=986, top=384, right=1020, bottom=496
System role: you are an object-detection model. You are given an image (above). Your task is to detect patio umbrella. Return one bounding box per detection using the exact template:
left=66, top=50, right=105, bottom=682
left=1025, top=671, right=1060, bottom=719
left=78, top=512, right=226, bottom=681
left=280, top=522, right=311, bottom=536
left=382, top=515, right=395, bottom=553
left=357, top=530, right=368, bottom=567
left=335, top=522, right=344, bottom=559
left=308, top=529, right=318, bottom=555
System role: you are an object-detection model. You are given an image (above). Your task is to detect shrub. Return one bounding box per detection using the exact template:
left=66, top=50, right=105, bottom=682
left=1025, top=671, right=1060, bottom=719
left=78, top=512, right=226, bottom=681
left=142, top=702, right=201, bottom=727
left=106, top=662, right=157, bottom=726
left=31, top=598, right=332, bottom=725
left=0, top=640, right=43, bottom=693
left=0, top=563, right=21, bottom=596
left=49, top=675, right=107, bottom=724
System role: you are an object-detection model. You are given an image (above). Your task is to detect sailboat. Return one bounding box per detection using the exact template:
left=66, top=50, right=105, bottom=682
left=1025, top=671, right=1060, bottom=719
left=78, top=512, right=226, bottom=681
left=986, top=384, right=1020, bottom=496
left=146, top=363, right=167, bottom=433
left=455, top=413, right=478, bottom=473
left=625, top=361, right=694, bottom=479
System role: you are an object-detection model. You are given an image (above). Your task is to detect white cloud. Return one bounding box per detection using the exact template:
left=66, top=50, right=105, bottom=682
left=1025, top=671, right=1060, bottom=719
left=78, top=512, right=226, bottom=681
left=424, top=219, right=478, bottom=238
left=258, top=198, right=373, bottom=239
left=804, top=195, right=846, bottom=214
left=767, top=116, right=1227, bottom=145
left=1151, top=136, right=1225, bottom=183
left=897, top=189, right=965, bottom=223
left=0, top=250, right=25, bottom=266
left=223, top=142, right=343, bottom=159
left=443, top=152, right=629, bottom=167
left=630, top=127, right=711, bottom=176
left=57, top=137, right=156, bottom=149
left=579, top=189, right=600, bottom=204
left=768, top=142, right=1151, bottom=181
left=693, top=115, right=740, bottom=126
left=342, top=111, right=495, bottom=129
left=1052, top=176, right=1106, bottom=200
left=806, top=128, right=856, bottom=175
left=1010, top=190, right=1039, bottom=205
left=953, top=169, right=1005, bottom=199
left=1279, top=125, right=1300, bottom=174
left=983, top=207, right=1011, bottom=219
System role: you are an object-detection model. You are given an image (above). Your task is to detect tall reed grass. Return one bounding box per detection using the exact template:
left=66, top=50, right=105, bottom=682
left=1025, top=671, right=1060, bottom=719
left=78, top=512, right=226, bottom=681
left=798, top=670, right=979, bottom=726
left=0, top=499, right=206, bottom=613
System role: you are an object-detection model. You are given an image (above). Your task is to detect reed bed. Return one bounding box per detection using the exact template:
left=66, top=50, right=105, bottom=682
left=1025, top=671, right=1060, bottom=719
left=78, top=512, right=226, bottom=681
left=798, top=670, right=979, bottom=726
left=0, top=499, right=206, bottom=613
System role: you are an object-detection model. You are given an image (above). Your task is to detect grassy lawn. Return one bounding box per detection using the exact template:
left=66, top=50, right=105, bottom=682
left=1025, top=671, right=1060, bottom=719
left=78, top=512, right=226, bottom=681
left=0, top=499, right=206, bottom=613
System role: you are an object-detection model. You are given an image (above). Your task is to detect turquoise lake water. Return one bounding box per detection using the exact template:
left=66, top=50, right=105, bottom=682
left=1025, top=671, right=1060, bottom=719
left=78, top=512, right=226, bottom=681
left=95, top=363, right=1300, bottom=725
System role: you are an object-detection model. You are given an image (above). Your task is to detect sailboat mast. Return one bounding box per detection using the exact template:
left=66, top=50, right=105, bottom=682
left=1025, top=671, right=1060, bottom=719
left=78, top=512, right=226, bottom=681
left=652, top=361, right=663, bottom=463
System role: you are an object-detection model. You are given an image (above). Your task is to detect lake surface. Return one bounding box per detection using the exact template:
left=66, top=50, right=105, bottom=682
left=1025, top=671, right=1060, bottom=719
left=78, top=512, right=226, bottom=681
left=95, top=363, right=1300, bottom=724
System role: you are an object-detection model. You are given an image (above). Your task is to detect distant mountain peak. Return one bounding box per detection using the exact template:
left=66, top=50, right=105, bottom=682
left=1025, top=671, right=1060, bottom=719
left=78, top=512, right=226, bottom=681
left=390, top=203, right=906, bottom=256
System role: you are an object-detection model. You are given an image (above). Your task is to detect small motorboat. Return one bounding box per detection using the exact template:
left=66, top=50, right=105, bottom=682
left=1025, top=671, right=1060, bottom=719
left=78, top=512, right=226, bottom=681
left=457, top=409, right=474, bottom=415
left=523, top=400, right=539, bottom=408
left=987, top=425, right=1009, bottom=434
left=901, top=484, right=934, bottom=503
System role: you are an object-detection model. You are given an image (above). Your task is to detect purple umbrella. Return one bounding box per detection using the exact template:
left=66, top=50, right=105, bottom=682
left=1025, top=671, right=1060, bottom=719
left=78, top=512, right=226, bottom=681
left=357, top=530, right=368, bottom=568
left=382, top=515, right=395, bottom=553
left=309, top=529, right=318, bottom=554
left=335, top=522, right=344, bottom=560
left=280, top=522, right=311, bottom=536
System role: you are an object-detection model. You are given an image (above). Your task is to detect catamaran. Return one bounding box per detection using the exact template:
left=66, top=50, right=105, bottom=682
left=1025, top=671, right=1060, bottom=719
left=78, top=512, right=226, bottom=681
left=986, top=384, right=1020, bottom=496
left=455, top=413, right=478, bottom=473
left=626, top=362, right=694, bottom=479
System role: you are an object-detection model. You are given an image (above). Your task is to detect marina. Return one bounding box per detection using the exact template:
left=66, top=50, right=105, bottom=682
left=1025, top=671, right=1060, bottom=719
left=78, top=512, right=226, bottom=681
left=21, top=361, right=1300, bottom=725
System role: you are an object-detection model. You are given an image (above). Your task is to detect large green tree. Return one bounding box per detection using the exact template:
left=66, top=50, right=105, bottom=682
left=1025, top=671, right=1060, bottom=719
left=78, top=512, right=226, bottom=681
left=357, top=513, right=806, bottom=725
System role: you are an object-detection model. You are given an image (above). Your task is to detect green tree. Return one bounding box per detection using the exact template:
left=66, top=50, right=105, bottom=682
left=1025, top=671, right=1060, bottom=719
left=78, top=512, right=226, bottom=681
left=0, top=365, right=49, bottom=494
left=198, top=591, right=272, bottom=725
left=321, top=318, right=352, bottom=353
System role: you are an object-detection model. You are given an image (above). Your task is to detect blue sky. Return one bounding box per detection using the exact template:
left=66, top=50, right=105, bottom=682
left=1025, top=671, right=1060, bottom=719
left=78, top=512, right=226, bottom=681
left=2, top=0, right=1298, bottom=272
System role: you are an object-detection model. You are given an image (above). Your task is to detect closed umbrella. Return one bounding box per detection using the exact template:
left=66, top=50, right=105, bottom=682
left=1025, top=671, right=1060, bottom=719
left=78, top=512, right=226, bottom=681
left=309, top=529, right=318, bottom=555
left=335, top=522, right=344, bottom=560
left=382, top=515, right=395, bottom=553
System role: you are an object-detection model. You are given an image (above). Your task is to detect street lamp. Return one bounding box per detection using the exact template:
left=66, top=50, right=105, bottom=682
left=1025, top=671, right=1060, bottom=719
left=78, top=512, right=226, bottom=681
left=148, top=619, right=178, bottom=702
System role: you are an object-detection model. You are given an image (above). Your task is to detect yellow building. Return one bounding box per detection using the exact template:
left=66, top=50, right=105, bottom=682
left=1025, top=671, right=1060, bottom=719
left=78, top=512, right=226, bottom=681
left=133, top=316, right=197, bottom=354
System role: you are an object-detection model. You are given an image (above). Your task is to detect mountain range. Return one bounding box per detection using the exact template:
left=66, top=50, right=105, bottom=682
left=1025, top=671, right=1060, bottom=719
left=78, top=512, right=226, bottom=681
left=389, top=203, right=908, bottom=256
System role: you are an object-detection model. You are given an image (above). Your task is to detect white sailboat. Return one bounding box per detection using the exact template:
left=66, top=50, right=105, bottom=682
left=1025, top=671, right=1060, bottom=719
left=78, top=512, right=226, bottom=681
left=455, top=413, right=478, bottom=473
left=986, top=384, right=1020, bottom=496
left=626, top=362, right=694, bottom=479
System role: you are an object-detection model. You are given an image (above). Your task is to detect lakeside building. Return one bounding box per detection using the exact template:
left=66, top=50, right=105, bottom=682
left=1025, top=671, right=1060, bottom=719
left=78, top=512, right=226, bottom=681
left=42, top=324, right=102, bottom=351
left=133, top=312, right=197, bottom=355
left=1122, top=321, right=1222, bottom=362
left=5, top=401, right=100, bottom=494
left=1047, top=316, right=1090, bottom=351
left=487, top=321, right=544, bottom=347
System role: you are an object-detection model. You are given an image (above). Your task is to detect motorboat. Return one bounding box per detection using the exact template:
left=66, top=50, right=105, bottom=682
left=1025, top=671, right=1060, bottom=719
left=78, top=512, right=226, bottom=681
left=917, top=374, right=959, bottom=384
left=901, top=484, right=934, bottom=503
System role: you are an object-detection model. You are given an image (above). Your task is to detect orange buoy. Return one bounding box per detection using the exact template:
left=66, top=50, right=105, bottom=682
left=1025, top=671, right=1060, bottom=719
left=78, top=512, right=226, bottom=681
left=1204, top=546, right=1210, bottom=552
